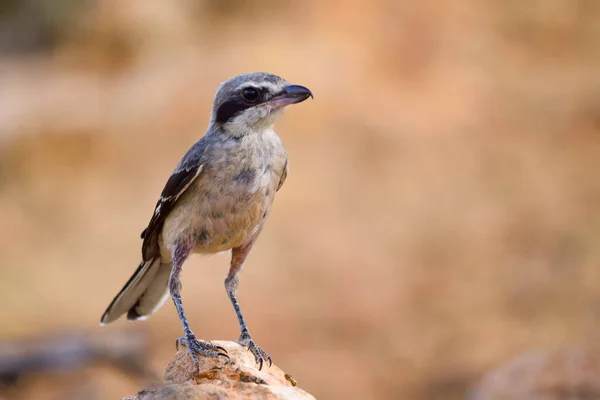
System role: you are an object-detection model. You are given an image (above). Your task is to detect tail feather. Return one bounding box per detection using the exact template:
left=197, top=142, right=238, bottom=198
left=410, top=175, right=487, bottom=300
left=127, top=261, right=172, bottom=320
left=101, top=259, right=163, bottom=324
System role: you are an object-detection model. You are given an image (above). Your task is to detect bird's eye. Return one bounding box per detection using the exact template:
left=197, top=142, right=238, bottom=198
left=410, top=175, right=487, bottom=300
left=241, top=87, right=259, bottom=102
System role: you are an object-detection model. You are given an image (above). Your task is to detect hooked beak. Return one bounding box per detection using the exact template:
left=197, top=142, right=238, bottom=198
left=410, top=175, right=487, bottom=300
left=269, top=85, right=313, bottom=107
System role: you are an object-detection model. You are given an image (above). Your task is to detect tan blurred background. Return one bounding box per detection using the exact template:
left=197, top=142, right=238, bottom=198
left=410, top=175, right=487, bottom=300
left=1, top=0, right=600, bottom=399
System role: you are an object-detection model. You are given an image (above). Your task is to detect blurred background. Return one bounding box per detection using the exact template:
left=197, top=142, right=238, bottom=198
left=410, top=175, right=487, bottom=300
left=1, top=0, right=600, bottom=399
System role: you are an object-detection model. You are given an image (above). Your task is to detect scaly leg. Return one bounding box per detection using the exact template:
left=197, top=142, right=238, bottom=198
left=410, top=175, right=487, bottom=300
left=169, top=242, right=228, bottom=371
left=226, top=240, right=272, bottom=370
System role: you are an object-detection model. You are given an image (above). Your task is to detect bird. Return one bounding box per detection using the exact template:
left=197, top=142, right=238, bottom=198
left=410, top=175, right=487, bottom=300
left=100, top=72, right=312, bottom=371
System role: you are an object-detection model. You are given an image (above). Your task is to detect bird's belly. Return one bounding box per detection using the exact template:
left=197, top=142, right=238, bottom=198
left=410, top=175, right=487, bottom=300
left=160, top=158, right=282, bottom=258
left=196, top=199, right=268, bottom=253
left=161, top=196, right=269, bottom=257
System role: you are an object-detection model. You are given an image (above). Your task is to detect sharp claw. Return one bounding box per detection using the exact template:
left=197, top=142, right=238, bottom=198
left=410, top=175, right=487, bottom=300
left=175, top=336, right=230, bottom=365
left=216, top=345, right=228, bottom=353
left=237, top=338, right=271, bottom=369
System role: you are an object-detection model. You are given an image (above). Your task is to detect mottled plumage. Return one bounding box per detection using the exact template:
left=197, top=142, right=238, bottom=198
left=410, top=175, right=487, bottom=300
left=101, top=72, right=311, bottom=371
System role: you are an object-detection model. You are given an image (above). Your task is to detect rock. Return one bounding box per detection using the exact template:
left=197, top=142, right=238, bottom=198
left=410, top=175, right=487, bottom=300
left=470, top=346, right=600, bottom=400
left=122, top=340, right=316, bottom=400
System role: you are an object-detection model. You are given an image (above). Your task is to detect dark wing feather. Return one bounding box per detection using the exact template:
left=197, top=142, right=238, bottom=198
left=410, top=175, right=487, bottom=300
left=141, top=140, right=208, bottom=261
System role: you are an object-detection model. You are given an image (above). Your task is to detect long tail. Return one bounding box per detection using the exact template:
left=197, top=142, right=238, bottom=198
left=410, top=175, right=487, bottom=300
left=100, top=259, right=172, bottom=324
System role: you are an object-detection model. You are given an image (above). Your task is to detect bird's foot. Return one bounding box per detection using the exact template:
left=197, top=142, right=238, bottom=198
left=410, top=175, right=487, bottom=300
left=237, top=335, right=272, bottom=371
left=176, top=335, right=229, bottom=371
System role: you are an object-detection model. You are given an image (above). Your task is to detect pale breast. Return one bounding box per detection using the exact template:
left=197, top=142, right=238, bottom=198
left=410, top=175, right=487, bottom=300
left=160, top=131, right=287, bottom=258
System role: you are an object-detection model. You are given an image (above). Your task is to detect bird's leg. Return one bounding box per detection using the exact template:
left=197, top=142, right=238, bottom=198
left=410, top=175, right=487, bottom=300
left=226, top=240, right=272, bottom=370
left=169, top=242, right=228, bottom=371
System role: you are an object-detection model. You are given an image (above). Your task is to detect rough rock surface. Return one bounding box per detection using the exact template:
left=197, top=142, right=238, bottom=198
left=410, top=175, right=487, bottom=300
left=471, top=346, right=600, bottom=400
left=122, top=340, right=316, bottom=400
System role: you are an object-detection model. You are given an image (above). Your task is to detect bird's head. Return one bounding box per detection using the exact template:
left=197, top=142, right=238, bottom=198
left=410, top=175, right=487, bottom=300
left=210, top=72, right=312, bottom=137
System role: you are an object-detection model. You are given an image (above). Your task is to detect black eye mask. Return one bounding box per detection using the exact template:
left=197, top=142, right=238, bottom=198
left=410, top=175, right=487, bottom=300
left=215, top=88, right=268, bottom=124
